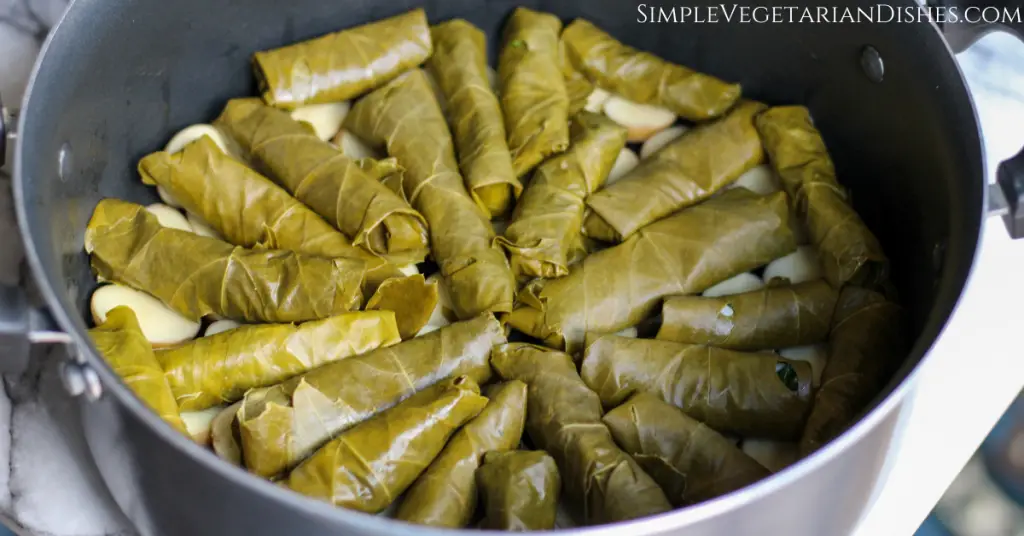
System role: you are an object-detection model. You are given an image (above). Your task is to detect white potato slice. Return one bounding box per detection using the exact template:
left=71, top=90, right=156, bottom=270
left=584, top=87, right=612, bottom=113
left=180, top=405, right=225, bottom=445
left=332, top=129, right=382, bottom=160
left=91, top=284, right=200, bottom=347
left=702, top=273, right=765, bottom=298
left=186, top=213, right=224, bottom=240
left=639, top=125, right=688, bottom=159
left=156, top=186, right=182, bottom=209
left=615, top=327, right=638, bottom=338
left=486, top=66, right=498, bottom=91
left=145, top=204, right=192, bottom=232
left=741, top=439, right=799, bottom=472
left=779, top=344, right=829, bottom=388
left=205, top=319, right=242, bottom=337
left=397, top=264, right=420, bottom=276
left=289, top=102, right=351, bottom=142
left=603, top=96, right=677, bottom=142
left=211, top=401, right=244, bottom=466
left=731, top=165, right=782, bottom=196
left=605, top=148, right=640, bottom=186
left=763, top=245, right=823, bottom=285
left=165, top=124, right=231, bottom=155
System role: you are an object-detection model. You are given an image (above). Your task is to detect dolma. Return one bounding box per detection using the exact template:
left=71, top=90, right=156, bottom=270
left=656, top=279, right=839, bottom=351
left=583, top=100, right=767, bottom=243
left=498, top=7, right=570, bottom=177
left=581, top=335, right=813, bottom=440
left=497, top=111, right=627, bottom=280
left=253, top=8, right=432, bottom=109
left=603, top=392, right=770, bottom=507
left=214, top=98, right=429, bottom=264
left=156, top=310, right=401, bottom=411
left=560, top=37, right=595, bottom=116
left=286, top=376, right=488, bottom=512
left=345, top=69, right=517, bottom=319
left=84, top=199, right=365, bottom=323
left=490, top=343, right=672, bottom=525
left=506, top=189, right=796, bottom=353
left=396, top=381, right=528, bottom=528
left=756, top=106, right=889, bottom=288
left=476, top=450, right=561, bottom=531
left=89, top=306, right=188, bottom=435
left=237, top=313, right=504, bottom=478
left=799, top=287, right=906, bottom=456
left=138, top=135, right=411, bottom=291
left=561, top=19, right=741, bottom=120
left=365, top=274, right=439, bottom=339
left=428, top=20, right=522, bottom=219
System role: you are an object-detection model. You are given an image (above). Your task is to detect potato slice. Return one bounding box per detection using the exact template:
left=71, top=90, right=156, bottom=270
left=289, top=102, right=351, bottom=142
left=156, top=186, right=182, bottom=209
left=185, top=213, right=224, bottom=240
left=332, top=129, right=382, bottom=160
left=181, top=405, right=225, bottom=445
left=603, top=96, right=677, bottom=142
left=605, top=148, right=640, bottom=186
left=397, top=264, right=420, bottom=277
left=91, top=284, right=200, bottom=347
left=145, top=204, right=192, bottom=232
left=779, top=344, right=828, bottom=388
left=584, top=87, right=612, bottom=113
left=165, top=124, right=231, bottom=155
left=615, top=327, right=638, bottom=338
left=731, top=165, right=782, bottom=196
left=763, top=246, right=823, bottom=285
left=204, top=319, right=242, bottom=337
left=639, top=125, right=688, bottom=159
left=211, top=401, right=244, bottom=467
left=702, top=273, right=765, bottom=298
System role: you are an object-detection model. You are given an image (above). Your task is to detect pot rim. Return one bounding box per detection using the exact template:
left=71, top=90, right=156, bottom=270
left=11, top=1, right=989, bottom=533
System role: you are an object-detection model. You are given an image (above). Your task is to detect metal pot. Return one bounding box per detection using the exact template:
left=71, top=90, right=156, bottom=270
left=1, top=0, right=1022, bottom=534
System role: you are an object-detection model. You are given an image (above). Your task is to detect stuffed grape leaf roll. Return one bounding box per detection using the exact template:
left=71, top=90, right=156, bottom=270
left=581, top=334, right=813, bottom=440
left=491, top=343, right=672, bottom=525
left=603, top=392, right=770, bottom=507
left=396, top=381, right=528, bottom=528
left=345, top=69, right=517, bottom=319
left=476, top=450, right=561, bottom=531
left=756, top=106, right=889, bottom=288
left=428, top=20, right=522, bottom=219
left=799, top=287, right=906, bottom=456
left=583, top=100, right=767, bottom=243
left=656, top=279, right=839, bottom=351
left=253, top=8, right=432, bottom=109
left=214, top=98, right=429, bottom=264
left=286, top=376, right=488, bottom=513
left=498, top=111, right=627, bottom=280
left=84, top=199, right=365, bottom=323
left=89, top=306, right=188, bottom=435
left=561, top=18, right=741, bottom=121
left=237, top=313, right=504, bottom=478
left=155, top=311, right=401, bottom=412
left=498, top=7, right=570, bottom=177
left=506, top=189, right=796, bottom=353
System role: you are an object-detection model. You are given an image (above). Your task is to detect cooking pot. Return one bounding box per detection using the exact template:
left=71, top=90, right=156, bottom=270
left=1, top=0, right=1022, bottom=534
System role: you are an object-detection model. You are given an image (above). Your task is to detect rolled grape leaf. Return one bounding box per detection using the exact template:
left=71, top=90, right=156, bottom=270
left=210, top=401, right=244, bottom=467
left=345, top=69, right=516, bottom=319
left=155, top=310, right=401, bottom=411
left=498, top=7, right=570, bottom=177
left=583, top=100, right=767, bottom=243
left=756, top=106, right=889, bottom=288
left=89, top=306, right=188, bottom=435
left=396, top=381, right=527, bottom=528
left=603, top=392, right=770, bottom=507
left=580, top=334, right=814, bottom=440
left=560, top=37, right=595, bottom=115
left=214, top=98, right=429, bottom=264
left=238, top=313, right=504, bottom=478
left=561, top=18, right=741, bottom=120
left=84, top=198, right=365, bottom=323
left=138, top=135, right=408, bottom=290
left=365, top=274, right=439, bottom=339
left=506, top=189, right=796, bottom=353
left=656, top=279, right=839, bottom=351
left=253, top=8, right=432, bottom=109
left=476, top=450, right=561, bottom=531
left=428, top=20, right=522, bottom=219
left=490, top=343, right=672, bottom=525
left=799, top=287, right=906, bottom=456
left=497, top=111, right=627, bottom=280
left=286, top=376, right=488, bottom=512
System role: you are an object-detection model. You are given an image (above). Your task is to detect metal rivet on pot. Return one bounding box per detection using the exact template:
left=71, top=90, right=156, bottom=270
left=860, top=46, right=884, bottom=83
left=57, top=143, right=73, bottom=182
left=60, top=361, right=103, bottom=401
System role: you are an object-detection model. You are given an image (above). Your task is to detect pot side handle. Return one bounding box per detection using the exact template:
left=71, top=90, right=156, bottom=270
left=928, top=0, right=1024, bottom=239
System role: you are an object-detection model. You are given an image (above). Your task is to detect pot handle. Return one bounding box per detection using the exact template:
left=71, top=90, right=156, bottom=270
left=928, top=0, right=1024, bottom=238
left=0, top=92, right=73, bottom=376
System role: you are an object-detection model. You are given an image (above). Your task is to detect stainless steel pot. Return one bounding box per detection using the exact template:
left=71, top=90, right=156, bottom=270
left=2, top=0, right=1023, bottom=534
